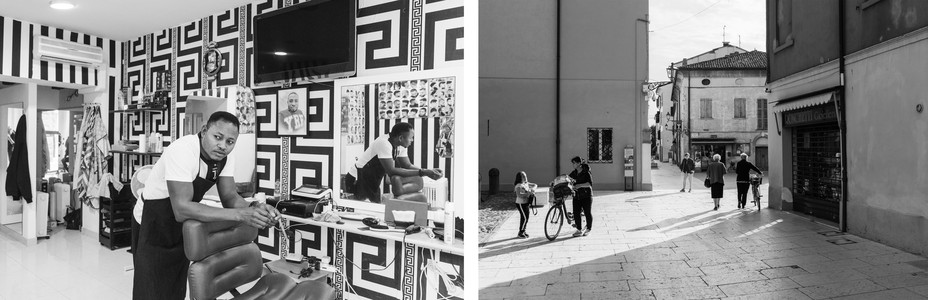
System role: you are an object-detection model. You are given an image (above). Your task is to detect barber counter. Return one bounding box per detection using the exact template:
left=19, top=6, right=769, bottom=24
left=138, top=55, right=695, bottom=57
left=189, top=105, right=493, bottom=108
left=254, top=214, right=464, bottom=300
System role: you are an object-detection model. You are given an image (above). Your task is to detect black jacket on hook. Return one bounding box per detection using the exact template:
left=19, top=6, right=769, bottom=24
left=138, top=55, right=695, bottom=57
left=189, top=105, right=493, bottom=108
left=6, top=115, right=31, bottom=203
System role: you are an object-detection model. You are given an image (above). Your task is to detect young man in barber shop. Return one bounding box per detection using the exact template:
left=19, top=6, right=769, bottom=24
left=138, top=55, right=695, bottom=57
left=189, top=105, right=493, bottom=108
left=132, top=111, right=282, bottom=300
left=344, top=122, right=444, bottom=203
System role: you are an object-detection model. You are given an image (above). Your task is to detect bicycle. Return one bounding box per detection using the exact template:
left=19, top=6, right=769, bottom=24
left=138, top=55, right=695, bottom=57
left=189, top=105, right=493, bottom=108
left=544, top=182, right=574, bottom=241
left=750, top=174, right=763, bottom=211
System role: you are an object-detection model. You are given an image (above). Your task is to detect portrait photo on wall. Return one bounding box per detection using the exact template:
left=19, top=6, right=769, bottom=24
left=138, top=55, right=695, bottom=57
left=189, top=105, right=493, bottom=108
left=277, top=88, right=308, bottom=136
left=341, top=85, right=366, bottom=145
left=377, top=77, right=455, bottom=120
left=235, top=86, right=256, bottom=134
left=336, top=71, right=455, bottom=212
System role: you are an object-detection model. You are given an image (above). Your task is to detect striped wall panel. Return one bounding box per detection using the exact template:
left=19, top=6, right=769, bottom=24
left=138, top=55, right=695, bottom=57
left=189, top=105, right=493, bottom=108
left=0, top=15, right=116, bottom=86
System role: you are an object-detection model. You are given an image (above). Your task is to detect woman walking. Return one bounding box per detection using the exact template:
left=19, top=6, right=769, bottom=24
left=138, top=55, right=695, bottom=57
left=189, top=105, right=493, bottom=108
left=568, top=156, right=593, bottom=237
left=706, top=154, right=727, bottom=210
left=735, top=153, right=763, bottom=209
left=513, top=171, right=537, bottom=238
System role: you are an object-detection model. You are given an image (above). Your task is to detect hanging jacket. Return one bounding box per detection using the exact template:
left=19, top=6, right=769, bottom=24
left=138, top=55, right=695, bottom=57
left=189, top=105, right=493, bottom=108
left=5, top=115, right=32, bottom=203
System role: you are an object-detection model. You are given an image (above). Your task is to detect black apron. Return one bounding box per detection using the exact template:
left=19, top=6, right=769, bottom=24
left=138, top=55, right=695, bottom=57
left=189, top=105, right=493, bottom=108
left=354, top=144, right=398, bottom=204
left=133, top=140, right=227, bottom=300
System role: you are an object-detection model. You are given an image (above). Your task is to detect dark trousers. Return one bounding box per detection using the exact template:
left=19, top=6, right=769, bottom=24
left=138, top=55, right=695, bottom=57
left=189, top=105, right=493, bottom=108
left=131, top=216, right=140, bottom=254
left=133, top=199, right=189, bottom=300
left=573, top=188, right=592, bottom=230
left=736, top=183, right=750, bottom=207
left=517, top=202, right=530, bottom=234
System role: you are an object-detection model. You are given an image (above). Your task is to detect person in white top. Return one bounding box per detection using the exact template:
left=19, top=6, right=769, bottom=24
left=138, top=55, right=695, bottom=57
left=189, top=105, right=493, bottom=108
left=345, top=122, right=443, bottom=203
left=132, top=111, right=281, bottom=300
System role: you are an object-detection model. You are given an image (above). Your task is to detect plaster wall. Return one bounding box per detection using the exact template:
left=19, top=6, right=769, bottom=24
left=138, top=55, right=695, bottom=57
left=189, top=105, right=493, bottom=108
left=843, top=29, right=928, bottom=255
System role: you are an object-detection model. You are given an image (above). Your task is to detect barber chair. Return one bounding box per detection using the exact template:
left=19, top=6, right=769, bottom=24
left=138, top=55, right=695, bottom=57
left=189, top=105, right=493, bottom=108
left=183, top=220, right=336, bottom=300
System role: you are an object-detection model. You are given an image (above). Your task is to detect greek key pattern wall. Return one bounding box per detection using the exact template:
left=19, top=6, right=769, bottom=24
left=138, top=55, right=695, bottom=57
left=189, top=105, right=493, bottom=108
left=254, top=222, right=464, bottom=300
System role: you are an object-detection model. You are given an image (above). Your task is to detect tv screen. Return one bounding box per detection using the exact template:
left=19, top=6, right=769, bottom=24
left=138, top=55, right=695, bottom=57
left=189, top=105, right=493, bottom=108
left=253, top=0, right=356, bottom=85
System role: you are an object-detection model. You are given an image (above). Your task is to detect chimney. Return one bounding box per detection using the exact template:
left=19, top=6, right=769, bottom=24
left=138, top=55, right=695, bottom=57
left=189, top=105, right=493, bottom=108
left=723, top=41, right=730, bottom=46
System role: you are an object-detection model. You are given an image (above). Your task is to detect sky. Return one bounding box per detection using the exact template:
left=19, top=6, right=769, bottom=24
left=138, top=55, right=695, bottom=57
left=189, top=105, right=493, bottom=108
left=648, top=0, right=767, bottom=82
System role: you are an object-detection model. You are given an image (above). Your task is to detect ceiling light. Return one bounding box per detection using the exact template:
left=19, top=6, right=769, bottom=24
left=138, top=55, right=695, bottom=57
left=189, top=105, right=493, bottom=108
left=49, top=1, right=76, bottom=10
left=274, top=52, right=287, bottom=56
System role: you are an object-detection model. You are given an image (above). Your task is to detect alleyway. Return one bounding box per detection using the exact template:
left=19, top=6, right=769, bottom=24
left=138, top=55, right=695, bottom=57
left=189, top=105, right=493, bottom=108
left=479, top=162, right=928, bottom=299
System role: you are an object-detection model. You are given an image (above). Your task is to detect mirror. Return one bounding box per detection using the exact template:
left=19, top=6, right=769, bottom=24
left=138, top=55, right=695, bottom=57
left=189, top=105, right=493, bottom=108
left=1, top=103, right=24, bottom=225
left=334, top=70, right=456, bottom=215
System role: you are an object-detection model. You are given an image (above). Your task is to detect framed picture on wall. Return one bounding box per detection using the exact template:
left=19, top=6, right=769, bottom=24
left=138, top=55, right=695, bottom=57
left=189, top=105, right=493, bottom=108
left=333, top=69, right=457, bottom=216
left=277, top=88, right=308, bottom=136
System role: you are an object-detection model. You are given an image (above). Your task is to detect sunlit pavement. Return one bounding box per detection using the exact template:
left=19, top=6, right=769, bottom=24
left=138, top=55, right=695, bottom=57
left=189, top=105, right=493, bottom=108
left=479, top=162, right=928, bottom=299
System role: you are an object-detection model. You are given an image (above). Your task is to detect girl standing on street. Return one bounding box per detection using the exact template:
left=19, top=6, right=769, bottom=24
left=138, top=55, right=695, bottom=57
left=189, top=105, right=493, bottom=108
left=514, top=171, right=537, bottom=238
left=706, top=154, right=727, bottom=210
left=569, top=156, right=594, bottom=237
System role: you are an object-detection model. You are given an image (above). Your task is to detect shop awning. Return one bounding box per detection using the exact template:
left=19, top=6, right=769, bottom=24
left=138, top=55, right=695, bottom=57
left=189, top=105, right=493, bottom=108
left=691, top=138, right=736, bottom=144
left=772, top=92, right=835, bottom=113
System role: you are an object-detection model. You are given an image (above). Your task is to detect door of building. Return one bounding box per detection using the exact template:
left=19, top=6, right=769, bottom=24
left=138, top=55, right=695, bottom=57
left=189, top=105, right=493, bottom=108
left=791, top=123, right=841, bottom=223
left=755, top=147, right=768, bottom=171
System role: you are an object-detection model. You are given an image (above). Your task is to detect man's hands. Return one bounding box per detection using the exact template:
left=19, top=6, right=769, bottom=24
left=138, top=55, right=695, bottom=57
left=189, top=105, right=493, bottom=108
left=239, top=202, right=283, bottom=229
left=422, top=168, right=444, bottom=180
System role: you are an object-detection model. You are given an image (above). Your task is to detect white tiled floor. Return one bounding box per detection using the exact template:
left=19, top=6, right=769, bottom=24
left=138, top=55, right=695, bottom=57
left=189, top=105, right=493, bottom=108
left=0, top=226, right=133, bottom=300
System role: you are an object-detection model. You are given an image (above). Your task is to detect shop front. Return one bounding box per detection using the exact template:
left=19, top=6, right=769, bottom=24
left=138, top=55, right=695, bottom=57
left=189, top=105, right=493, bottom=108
left=775, top=92, right=843, bottom=223
left=690, top=138, right=735, bottom=171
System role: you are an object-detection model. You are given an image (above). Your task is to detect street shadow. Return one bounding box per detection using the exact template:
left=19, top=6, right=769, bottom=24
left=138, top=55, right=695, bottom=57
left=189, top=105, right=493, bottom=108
left=478, top=206, right=869, bottom=299
left=626, top=192, right=680, bottom=202
left=628, top=210, right=711, bottom=232
left=479, top=235, right=583, bottom=259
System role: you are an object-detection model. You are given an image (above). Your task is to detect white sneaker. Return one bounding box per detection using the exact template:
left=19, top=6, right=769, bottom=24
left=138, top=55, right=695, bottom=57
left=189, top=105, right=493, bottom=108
left=582, top=229, right=590, bottom=236
left=572, top=230, right=584, bottom=237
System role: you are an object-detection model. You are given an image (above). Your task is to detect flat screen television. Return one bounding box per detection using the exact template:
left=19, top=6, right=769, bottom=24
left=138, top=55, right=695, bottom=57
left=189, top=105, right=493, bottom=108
left=253, top=0, right=356, bottom=86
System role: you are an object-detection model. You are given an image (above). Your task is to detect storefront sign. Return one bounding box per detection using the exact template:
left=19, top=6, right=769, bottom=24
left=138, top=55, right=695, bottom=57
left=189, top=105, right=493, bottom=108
left=784, top=105, right=837, bottom=127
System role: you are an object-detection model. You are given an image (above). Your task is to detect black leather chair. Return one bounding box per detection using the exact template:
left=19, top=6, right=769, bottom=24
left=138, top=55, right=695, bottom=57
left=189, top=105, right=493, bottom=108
left=182, top=220, right=336, bottom=300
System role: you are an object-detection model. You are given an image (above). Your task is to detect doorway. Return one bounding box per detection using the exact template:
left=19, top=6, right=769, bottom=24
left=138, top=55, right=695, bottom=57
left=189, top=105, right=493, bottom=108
left=755, top=147, right=768, bottom=171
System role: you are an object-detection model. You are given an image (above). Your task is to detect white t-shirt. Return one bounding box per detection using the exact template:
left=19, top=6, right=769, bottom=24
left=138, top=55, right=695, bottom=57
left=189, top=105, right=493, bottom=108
left=349, top=134, right=407, bottom=177
left=134, top=134, right=236, bottom=223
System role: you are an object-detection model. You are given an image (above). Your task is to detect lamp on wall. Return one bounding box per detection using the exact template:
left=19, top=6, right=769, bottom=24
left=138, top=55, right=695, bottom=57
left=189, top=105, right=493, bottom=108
left=666, top=66, right=676, bottom=80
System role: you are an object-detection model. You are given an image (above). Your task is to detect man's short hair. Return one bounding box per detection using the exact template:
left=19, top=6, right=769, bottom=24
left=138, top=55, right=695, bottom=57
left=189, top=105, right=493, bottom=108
left=741, top=153, right=748, bottom=159
left=206, top=111, right=240, bottom=130
left=389, top=122, right=414, bottom=138
left=684, top=153, right=690, bottom=157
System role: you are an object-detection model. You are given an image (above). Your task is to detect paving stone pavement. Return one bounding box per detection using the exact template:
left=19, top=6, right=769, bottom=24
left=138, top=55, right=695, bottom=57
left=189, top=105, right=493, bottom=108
left=479, top=162, right=928, bottom=299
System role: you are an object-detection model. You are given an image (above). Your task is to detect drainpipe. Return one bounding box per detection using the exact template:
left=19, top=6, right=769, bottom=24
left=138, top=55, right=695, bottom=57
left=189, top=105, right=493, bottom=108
left=838, top=0, right=849, bottom=232
left=678, top=70, right=693, bottom=159
left=555, top=0, right=561, bottom=175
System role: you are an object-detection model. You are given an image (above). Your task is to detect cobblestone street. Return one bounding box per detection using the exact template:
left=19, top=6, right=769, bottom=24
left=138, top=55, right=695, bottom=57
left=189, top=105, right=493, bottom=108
left=479, top=162, right=928, bottom=299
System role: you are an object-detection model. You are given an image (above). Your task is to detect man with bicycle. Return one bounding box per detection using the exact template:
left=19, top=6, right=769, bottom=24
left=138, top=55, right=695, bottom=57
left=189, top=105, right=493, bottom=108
left=568, top=156, right=593, bottom=237
left=734, top=153, right=763, bottom=209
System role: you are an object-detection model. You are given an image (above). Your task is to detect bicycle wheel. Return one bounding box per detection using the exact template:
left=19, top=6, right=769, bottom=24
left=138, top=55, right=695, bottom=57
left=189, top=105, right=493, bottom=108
left=544, top=204, right=564, bottom=241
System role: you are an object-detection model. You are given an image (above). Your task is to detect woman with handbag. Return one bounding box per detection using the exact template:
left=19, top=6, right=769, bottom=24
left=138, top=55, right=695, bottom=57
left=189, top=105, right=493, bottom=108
left=514, top=171, right=537, bottom=238
left=705, top=154, right=728, bottom=210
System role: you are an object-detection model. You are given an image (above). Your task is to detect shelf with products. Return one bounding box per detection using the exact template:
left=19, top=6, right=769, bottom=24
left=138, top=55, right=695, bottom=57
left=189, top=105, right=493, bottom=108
left=110, top=150, right=162, bottom=157
left=99, top=197, right=133, bottom=250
